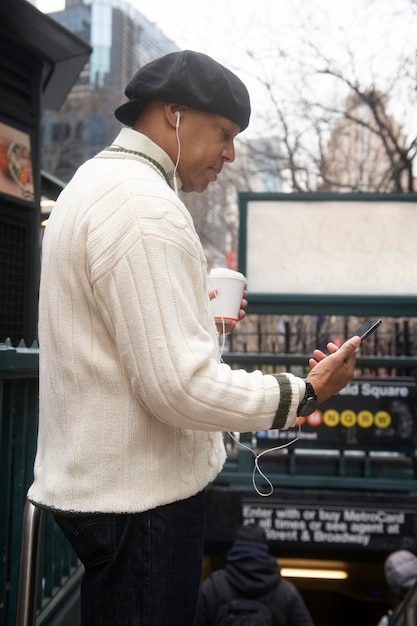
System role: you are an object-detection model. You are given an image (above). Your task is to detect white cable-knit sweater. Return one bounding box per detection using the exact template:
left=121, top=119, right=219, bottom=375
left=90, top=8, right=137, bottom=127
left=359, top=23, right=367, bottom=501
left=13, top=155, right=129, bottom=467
left=28, top=129, right=302, bottom=514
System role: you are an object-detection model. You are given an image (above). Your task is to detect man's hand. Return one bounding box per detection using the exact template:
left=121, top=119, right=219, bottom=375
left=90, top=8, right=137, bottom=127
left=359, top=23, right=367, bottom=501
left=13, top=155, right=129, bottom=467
left=209, top=289, right=248, bottom=334
left=306, top=336, right=361, bottom=404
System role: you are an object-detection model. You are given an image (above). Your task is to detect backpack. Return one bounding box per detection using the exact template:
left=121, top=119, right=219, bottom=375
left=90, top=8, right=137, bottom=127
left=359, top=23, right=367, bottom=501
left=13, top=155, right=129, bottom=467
left=210, top=570, right=276, bottom=626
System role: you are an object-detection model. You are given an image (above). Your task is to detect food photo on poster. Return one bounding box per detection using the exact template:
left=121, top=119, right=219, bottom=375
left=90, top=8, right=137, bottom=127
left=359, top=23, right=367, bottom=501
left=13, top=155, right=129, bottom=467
left=0, top=121, right=34, bottom=202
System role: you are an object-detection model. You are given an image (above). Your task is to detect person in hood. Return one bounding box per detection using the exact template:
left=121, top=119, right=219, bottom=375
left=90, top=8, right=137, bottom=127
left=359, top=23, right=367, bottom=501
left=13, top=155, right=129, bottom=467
left=196, top=524, right=315, bottom=625
left=377, top=550, right=417, bottom=626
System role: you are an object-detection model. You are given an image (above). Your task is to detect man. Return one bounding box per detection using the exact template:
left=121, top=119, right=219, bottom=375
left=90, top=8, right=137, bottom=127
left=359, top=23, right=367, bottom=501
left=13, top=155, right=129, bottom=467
left=28, top=50, right=360, bottom=626
left=196, top=524, right=315, bottom=625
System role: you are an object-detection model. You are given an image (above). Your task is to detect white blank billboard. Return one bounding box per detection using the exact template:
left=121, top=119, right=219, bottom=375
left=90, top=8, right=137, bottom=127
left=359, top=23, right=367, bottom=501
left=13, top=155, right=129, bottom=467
left=243, top=196, right=417, bottom=296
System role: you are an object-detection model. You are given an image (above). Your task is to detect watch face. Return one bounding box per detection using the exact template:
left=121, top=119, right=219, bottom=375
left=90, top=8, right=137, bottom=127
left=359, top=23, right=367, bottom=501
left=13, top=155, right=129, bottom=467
left=299, top=396, right=318, bottom=416
left=298, top=381, right=318, bottom=416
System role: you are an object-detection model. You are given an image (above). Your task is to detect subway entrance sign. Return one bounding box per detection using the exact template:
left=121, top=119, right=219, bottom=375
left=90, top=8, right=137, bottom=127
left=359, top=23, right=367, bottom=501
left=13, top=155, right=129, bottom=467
left=256, top=376, right=417, bottom=450
left=205, top=486, right=417, bottom=557
left=241, top=500, right=414, bottom=552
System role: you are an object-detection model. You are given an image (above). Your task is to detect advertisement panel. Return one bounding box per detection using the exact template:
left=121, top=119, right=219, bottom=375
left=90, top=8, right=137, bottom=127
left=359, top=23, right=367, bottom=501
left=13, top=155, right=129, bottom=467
left=0, top=121, right=34, bottom=202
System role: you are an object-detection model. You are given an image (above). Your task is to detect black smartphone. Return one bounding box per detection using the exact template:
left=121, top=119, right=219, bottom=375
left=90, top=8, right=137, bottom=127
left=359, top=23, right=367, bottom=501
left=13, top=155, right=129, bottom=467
left=353, top=319, right=382, bottom=341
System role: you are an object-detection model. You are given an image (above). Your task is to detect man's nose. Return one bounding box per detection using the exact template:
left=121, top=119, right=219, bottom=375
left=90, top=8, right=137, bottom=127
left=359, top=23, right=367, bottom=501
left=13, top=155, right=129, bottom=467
left=222, top=142, right=235, bottom=163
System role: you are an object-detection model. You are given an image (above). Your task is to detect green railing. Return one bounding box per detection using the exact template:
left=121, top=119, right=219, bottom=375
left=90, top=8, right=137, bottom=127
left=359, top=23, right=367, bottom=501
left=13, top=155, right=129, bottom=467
left=0, top=341, right=81, bottom=626
left=2, top=341, right=417, bottom=626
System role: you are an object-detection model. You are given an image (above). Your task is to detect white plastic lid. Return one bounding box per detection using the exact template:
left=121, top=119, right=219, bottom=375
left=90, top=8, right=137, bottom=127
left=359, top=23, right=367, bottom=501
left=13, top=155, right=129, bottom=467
left=209, top=268, right=246, bottom=282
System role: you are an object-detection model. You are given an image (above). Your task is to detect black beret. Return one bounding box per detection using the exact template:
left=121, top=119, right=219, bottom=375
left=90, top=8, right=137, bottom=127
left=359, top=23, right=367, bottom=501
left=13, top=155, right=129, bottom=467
left=114, top=50, right=251, bottom=132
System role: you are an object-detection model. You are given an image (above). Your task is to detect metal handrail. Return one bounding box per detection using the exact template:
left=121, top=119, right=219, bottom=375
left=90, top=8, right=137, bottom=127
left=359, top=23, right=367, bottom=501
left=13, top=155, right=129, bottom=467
left=390, top=582, right=417, bottom=626
left=16, top=501, right=44, bottom=626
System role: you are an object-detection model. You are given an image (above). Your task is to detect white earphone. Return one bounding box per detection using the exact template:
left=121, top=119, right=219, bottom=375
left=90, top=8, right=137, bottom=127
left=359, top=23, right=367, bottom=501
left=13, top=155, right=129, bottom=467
left=175, top=110, right=181, bottom=128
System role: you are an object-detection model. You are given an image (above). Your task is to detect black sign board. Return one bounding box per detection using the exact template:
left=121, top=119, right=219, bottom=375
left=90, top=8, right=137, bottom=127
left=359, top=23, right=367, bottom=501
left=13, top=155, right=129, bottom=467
left=242, top=499, right=417, bottom=552
left=205, top=486, right=417, bottom=556
left=257, top=377, right=417, bottom=449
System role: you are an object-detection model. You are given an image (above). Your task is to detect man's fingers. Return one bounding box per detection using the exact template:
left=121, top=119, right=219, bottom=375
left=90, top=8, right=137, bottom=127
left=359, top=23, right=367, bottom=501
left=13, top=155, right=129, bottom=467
left=312, top=349, right=327, bottom=361
left=310, top=335, right=361, bottom=370
left=338, top=335, right=361, bottom=355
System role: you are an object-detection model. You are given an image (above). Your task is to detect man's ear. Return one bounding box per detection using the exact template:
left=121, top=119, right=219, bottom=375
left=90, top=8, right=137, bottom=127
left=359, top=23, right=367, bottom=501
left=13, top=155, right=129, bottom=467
left=164, top=103, right=184, bottom=128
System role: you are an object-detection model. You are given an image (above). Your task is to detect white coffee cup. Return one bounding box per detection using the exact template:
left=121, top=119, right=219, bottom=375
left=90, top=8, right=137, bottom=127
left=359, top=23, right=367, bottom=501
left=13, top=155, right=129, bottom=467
left=208, top=268, right=247, bottom=323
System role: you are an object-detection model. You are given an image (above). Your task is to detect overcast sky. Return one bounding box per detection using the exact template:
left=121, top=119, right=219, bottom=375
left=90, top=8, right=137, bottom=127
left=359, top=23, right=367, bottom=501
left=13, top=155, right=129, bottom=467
left=32, top=0, right=416, bottom=137
left=33, top=0, right=415, bottom=68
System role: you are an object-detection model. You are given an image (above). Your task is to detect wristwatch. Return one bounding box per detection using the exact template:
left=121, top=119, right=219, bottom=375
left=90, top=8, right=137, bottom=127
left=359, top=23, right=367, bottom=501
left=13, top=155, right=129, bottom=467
left=297, top=380, right=318, bottom=416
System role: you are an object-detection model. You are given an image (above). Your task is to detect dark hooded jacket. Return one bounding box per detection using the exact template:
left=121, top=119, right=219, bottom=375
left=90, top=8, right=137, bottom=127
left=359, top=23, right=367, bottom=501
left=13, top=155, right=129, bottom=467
left=195, top=525, right=315, bottom=625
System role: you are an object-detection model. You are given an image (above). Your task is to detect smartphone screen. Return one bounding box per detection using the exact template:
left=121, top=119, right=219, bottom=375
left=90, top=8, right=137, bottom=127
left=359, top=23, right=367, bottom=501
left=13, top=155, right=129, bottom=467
left=353, top=319, right=382, bottom=341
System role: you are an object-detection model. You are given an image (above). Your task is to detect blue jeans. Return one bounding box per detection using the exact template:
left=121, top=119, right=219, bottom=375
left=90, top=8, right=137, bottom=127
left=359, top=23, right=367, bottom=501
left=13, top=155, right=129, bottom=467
left=54, top=490, right=206, bottom=626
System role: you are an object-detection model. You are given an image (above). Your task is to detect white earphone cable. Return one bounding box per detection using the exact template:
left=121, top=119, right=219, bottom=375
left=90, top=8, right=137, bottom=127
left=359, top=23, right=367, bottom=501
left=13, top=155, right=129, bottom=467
left=227, top=423, right=302, bottom=497
left=173, top=112, right=181, bottom=195
left=211, top=283, right=301, bottom=496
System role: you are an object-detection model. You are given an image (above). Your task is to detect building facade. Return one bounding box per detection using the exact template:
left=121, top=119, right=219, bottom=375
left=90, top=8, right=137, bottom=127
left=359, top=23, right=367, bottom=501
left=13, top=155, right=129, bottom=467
left=41, top=0, right=178, bottom=181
